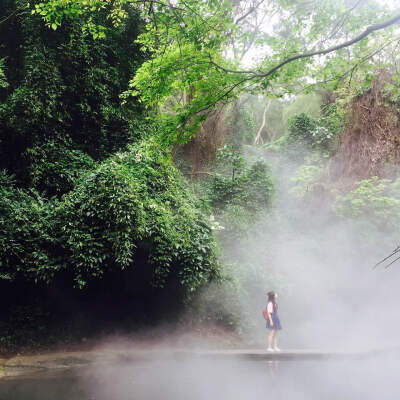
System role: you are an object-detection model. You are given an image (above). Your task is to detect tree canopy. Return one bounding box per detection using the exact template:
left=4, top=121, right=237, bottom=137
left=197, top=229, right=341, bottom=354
left=21, top=0, right=400, bottom=142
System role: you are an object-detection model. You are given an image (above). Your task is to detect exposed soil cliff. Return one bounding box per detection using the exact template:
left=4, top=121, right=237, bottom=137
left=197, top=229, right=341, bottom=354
left=329, top=76, right=400, bottom=187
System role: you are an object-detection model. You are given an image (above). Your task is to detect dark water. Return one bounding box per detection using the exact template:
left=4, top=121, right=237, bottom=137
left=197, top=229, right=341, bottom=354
left=0, top=356, right=399, bottom=400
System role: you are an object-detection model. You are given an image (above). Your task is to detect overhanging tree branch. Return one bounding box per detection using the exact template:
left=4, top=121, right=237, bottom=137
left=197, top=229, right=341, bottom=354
left=374, top=245, right=400, bottom=269
left=254, top=12, right=400, bottom=79
left=195, top=14, right=400, bottom=120
left=295, top=36, right=400, bottom=94
left=211, top=12, right=400, bottom=80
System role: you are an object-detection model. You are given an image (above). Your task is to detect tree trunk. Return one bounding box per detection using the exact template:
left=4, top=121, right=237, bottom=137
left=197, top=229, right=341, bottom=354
left=254, top=99, right=271, bottom=145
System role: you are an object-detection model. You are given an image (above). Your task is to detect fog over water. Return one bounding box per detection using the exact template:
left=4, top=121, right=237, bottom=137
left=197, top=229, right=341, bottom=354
left=82, top=352, right=400, bottom=400
left=75, top=147, right=400, bottom=400
left=2, top=147, right=400, bottom=400
left=2, top=351, right=400, bottom=399
left=229, top=146, right=400, bottom=351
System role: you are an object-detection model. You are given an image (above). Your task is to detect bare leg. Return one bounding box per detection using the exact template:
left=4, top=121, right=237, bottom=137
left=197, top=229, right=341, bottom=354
left=273, top=331, right=280, bottom=351
left=268, top=330, right=274, bottom=350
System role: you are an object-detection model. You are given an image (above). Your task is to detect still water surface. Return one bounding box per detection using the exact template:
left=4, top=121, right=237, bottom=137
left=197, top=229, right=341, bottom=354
left=0, top=355, right=399, bottom=400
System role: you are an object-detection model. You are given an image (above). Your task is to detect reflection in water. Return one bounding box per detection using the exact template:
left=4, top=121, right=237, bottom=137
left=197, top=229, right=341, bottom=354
left=0, top=355, right=399, bottom=400
left=267, top=359, right=279, bottom=377
left=0, top=376, right=85, bottom=400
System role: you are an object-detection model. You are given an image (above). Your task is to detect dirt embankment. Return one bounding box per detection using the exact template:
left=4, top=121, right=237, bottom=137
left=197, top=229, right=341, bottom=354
left=329, top=75, right=400, bottom=187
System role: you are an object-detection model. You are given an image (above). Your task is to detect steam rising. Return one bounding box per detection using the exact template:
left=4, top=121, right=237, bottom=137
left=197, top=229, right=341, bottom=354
left=75, top=145, right=400, bottom=400
left=4, top=140, right=400, bottom=400
left=228, top=146, right=400, bottom=350
left=80, top=350, right=400, bottom=399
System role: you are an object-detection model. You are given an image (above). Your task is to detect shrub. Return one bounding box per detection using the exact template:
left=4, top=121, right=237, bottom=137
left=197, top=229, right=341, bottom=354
left=0, top=140, right=221, bottom=294
left=0, top=171, right=61, bottom=283
left=208, top=146, right=274, bottom=211
left=207, top=145, right=274, bottom=239
left=335, top=177, right=400, bottom=230
left=290, top=164, right=323, bottom=198
left=26, top=138, right=95, bottom=197
left=287, top=113, right=318, bottom=146
left=266, top=112, right=337, bottom=155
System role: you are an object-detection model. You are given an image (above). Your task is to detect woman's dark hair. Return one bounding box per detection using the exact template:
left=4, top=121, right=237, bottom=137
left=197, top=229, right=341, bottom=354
left=267, top=291, right=276, bottom=303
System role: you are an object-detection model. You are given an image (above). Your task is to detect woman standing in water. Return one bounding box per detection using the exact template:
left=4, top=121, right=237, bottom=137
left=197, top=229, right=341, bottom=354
left=266, top=291, right=282, bottom=352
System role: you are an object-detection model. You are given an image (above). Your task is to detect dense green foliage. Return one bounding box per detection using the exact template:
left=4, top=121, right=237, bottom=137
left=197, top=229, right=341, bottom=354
left=0, top=58, right=8, bottom=88
left=288, top=113, right=338, bottom=152
left=1, top=140, right=219, bottom=291
left=336, top=177, right=400, bottom=230
left=282, top=94, right=321, bottom=129
left=206, top=145, right=274, bottom=239
left=265, top=106, right=341, bottom=156
left=290, top=164, right=323, bottom=199
left=0, top=0, right=146, bottom=192
left=209, top=146, right=273, bottom=211
left=287, top=113, right=318, bottom=147
left=0, top=0, right=225, bottom=346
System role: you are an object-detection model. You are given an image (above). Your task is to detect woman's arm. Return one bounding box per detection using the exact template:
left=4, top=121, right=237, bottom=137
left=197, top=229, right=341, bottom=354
left=267, top=302, right=274, bottom=326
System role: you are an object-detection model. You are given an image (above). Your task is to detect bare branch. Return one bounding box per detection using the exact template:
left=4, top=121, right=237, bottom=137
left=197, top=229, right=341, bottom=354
left=0, top=1, right=29, bottom=26
left=384, top=254, right=400, bottom=269
left=133, top=0, right=185, bottom=12
left=374, top=246, right=400, bottom=269
left=239, top=8, right=272, bottom=60
left=234, top=0, right=265, bottom=25
left=0, top=9, right=18, bottom=25
left=314, top=0, right=365, bottom=49
left=207, top=54, right=262, bottom=75
left=187, top=171, right=214, bottom=176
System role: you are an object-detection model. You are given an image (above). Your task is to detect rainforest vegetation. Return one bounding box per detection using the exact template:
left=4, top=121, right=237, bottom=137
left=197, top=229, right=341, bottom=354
left=1, top=0, right=400, bottom=352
